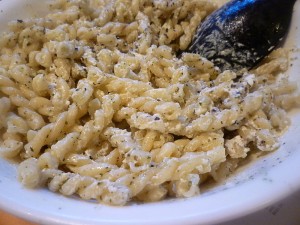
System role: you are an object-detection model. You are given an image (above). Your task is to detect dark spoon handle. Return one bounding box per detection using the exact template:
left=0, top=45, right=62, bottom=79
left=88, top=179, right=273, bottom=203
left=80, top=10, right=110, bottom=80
left=187, top=0, right=297, bottom=71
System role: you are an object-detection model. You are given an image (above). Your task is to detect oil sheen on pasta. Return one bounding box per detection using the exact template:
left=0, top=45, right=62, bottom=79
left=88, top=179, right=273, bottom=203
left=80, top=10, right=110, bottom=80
left=0, top=0, right=299, bottom=206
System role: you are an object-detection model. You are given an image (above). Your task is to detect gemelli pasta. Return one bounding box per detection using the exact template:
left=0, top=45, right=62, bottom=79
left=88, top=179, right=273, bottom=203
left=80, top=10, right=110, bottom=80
left=0, top=0, right=299, bottom=205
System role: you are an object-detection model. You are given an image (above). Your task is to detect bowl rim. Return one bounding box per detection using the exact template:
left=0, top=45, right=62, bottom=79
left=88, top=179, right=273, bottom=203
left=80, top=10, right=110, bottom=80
left=0, top=0, right=300, bottom=224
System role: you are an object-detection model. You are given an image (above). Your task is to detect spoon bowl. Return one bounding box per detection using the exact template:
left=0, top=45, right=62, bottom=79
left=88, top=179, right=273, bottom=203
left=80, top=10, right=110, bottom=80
left=187, top=0, right=297, bottom=71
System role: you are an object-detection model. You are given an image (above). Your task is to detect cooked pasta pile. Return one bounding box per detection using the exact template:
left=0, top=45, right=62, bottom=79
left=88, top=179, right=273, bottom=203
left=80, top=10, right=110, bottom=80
left=0, top=0, right=299, bottom=205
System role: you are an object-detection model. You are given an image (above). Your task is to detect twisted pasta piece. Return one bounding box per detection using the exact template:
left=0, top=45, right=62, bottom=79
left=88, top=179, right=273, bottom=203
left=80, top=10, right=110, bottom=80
left=6, top=112, right=29, bottom=135
left=24, top=166, right=131, bottom=206
left=24, top=103, right=85, bottom=157
left=134, top=129, right=174, bottom=152
left=0, top=138, right=23, bottom=158
left=0, top=74, right=30, bottom=108
left=0, top=97, right=11, bottom=129
left=18, top=107, right=46, bottom=130
left=128, top=96, right=181, bottom=120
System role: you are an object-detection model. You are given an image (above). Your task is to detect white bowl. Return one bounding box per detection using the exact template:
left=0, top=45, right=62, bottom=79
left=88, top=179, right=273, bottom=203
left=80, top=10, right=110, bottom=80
left=0, top=1, right=300, bottom=224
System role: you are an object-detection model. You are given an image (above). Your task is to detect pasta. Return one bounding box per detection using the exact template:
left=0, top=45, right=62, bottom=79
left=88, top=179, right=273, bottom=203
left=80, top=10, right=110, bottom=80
left=0, top=0, right=299, bottom=206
